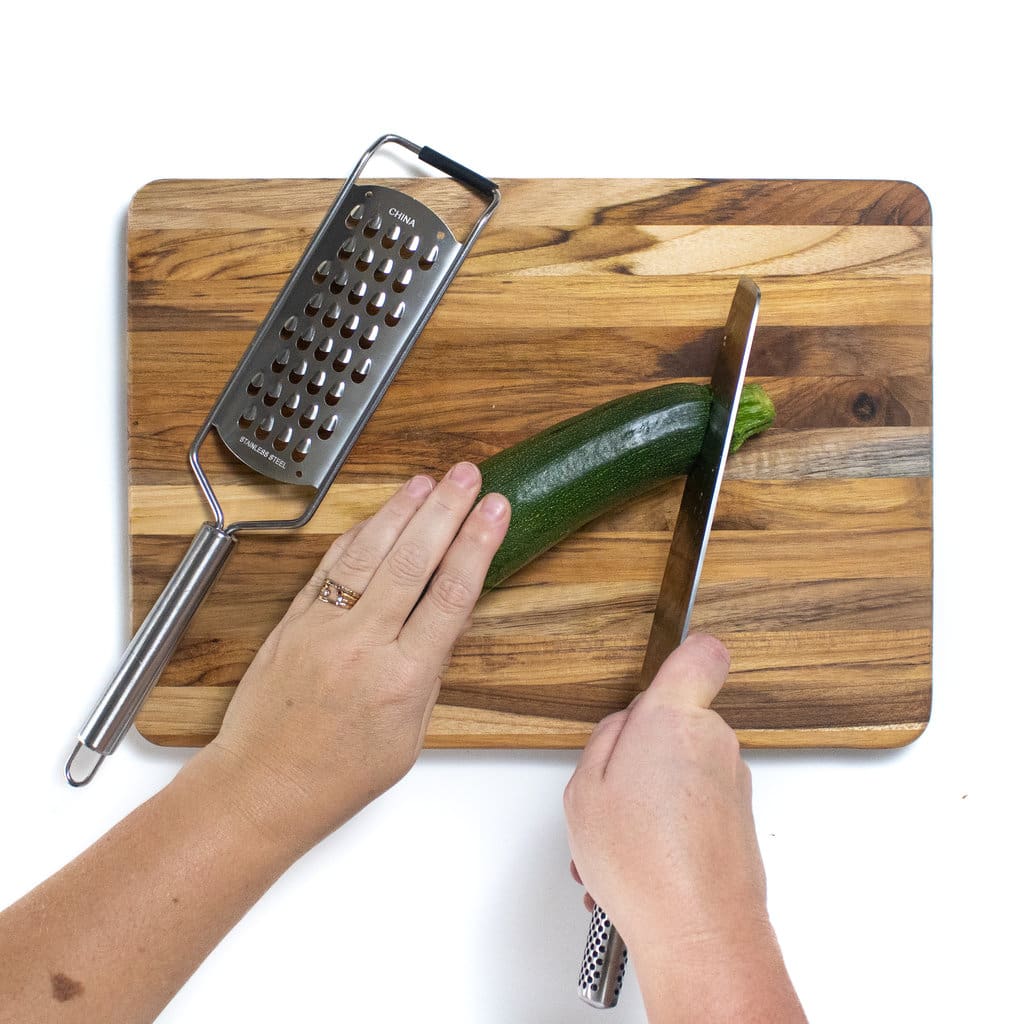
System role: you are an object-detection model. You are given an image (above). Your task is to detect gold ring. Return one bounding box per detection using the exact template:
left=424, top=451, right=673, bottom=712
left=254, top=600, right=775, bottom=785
left=318, top=578, right=362, bottom=609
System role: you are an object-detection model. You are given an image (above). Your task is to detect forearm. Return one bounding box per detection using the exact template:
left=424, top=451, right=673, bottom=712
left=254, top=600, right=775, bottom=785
left=0, top=751, right=303, bottom=1024
left=633, top=922, right=807, bottom=1024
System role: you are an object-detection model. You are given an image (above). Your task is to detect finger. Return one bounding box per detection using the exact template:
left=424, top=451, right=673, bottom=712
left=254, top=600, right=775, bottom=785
left=304, top=473, right=437, bottom=613
left=286, top=519, right=367, bottom=616
left=358, top=462, right=485, bottom=639
left=572, top=706, right=633, bottom=778
left=643, top=632, right=731, bottom=710
left=583, top=891, right=596, bottom=913
left=397, top=489, right=510, bottom=666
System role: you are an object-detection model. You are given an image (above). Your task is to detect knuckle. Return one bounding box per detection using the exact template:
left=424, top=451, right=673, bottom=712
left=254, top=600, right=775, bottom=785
left=387, top=539, right=431, bottom=585
left=562, top=775, right=579, bottom=815
left=429, top=569, right=476, bottom=617
left=336, top=539, right=378, bottom=578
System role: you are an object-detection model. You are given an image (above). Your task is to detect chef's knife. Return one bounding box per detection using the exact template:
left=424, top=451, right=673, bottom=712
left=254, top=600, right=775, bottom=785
left=577, top=277, right=760, bottom=1009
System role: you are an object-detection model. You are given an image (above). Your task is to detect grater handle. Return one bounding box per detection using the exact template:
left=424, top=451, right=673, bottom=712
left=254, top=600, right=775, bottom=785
left=65, top=524, right=237, bottom=786
left=578, top=905, right=629, bottom=1008
left=418, top=145, right=499, bottom=197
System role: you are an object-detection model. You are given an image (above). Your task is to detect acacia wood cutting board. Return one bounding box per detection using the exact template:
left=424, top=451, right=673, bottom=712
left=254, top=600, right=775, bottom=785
left=128, top=176, right=932, bottom=749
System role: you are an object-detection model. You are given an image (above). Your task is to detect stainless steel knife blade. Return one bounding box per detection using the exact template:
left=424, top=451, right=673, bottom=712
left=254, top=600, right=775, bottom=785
left=638, top=275, right=760, bottom=686
left=578, top=276, right=760, bottom=1010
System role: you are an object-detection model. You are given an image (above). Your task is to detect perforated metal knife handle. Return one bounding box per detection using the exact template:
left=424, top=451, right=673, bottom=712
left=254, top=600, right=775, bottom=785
left=65, top=524, right=237, bottom=785
left=578, top=905, right=628, bottom=1008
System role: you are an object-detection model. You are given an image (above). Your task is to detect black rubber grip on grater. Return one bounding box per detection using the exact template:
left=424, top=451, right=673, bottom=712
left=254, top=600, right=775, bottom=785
left=419, top=146, right=498, bottom=197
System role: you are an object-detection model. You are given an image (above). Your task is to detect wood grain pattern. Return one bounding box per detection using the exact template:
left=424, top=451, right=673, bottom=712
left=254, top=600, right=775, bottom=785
left=127, top=177, right=932, bottom=749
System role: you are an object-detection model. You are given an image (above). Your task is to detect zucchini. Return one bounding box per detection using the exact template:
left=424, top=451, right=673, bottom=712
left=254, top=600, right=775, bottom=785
left=478, top=382, right=775, bottom=590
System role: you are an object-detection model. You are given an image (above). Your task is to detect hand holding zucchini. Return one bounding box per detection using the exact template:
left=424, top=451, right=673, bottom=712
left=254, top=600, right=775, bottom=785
left=477, top=382, right=775, bottom=590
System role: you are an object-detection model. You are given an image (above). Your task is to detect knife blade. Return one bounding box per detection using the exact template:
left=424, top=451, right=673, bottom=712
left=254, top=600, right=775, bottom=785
left=577, top=277, right=760, bottom=1009
left=639, top=275, right=761, bottom=684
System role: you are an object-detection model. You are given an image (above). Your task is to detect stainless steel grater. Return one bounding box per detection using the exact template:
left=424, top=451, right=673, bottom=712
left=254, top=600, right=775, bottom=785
left=65, top=134, right=500, bottom=786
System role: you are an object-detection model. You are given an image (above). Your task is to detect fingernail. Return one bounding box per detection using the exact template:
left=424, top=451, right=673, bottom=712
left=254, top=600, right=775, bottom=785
left=406, top=474, right=433, bottom=498
left=446, top=461, right=479, bottom=488
left=479, top=493, right=508, bottom=521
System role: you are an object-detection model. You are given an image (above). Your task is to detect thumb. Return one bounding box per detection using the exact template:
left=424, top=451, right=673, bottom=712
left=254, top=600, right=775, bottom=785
left=644, top=633, right=731, bottom=710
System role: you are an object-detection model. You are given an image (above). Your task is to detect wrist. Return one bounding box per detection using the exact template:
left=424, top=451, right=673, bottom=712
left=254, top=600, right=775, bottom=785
left=632, top=917, right=806, bottom=1024
left=179, top=743, right=319, bottom=867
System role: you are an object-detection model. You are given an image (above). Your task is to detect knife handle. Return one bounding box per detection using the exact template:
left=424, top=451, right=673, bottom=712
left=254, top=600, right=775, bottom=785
left=578, top=904, right=628, bottom=1008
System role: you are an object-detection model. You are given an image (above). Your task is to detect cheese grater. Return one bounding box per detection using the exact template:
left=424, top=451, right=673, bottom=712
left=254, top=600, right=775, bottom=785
left=65, top=134, right=500, bottom=787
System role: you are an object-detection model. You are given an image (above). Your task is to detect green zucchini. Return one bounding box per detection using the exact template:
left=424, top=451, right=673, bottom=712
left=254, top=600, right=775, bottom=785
left=478, top=382, right=775, bottom=590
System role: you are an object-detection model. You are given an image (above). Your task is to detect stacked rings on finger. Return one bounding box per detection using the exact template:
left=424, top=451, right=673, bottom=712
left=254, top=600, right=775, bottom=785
left=318, top=578, right=362, bottom=609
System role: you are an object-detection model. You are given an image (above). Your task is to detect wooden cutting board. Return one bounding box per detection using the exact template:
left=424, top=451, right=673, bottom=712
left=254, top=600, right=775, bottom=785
left=128, top=176, right=932, bottom=749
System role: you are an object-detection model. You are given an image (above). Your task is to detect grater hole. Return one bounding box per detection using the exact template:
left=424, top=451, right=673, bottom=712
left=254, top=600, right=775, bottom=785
left=273, top=427, right=293, bottom=452
left=238, top=404, right=257, bottom=429
left=292, top=438, right=312, bottom=462
left=393, top=268, right=413, bottom=292
left=382, top=224, right=401, bottom=248
left=352, top=358, right=371, bottom=384
left=400, top=234, right=420, bottom=258
left=272, top=349, right=290, bottom=373
left=374, top=257, right=394, bottom=281
left=329, top=271, right=349, bottom=294
left=289, top=360, right=308, bottom=384
left=322, top=303, right=341, bottom=328
left=299, top=404, right=319, bottom=429
left=340, top=314, right=359, bottom=338
left=345, top=204, right=364, bottom=228
left=317, top=415, right=339, bottom=440
left=315, top=337, right=334, bottom=361
left=359, top=324, right=378, bottom=350
left=325, top=380, right=345, bottom=405
left=313, top=260, right=332, bottom=284
left=348, top=282, right=367, bottom=305
left=419, top=244, right=439, bottom=270
left=307, top=371, right=326, bottom=395
left=280, top=316, right=298, bottom=340
left=247, top=372, right=264, bottom=395
left=332, top=347, right=353, bottom=373
left=297, top=327, right=316, bottom=351
left=363, top=214, right=382, bottom=237
left=338, top=236, right=356, bottom=260
left=255, top=415, right=274, bottom=440
left=367, top=291, right=386, bottom=316
left=263, top=383, right=282, bottom=406
left=305, top=293, right=324, bottom=317
left=356, top=247, right=375, bottom=271
left=385, top=301, right=406, bottom=327
left=281, top=393, right=300, bottom=417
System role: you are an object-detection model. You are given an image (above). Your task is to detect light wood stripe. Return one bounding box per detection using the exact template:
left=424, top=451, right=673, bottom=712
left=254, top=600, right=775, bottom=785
left=127, top=477, right=931, bottom=535
left=128, top=225, right=931, bottom=281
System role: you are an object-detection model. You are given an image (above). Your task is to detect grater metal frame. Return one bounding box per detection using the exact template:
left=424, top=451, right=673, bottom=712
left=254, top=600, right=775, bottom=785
left=191, top=133, right=500, bottom=536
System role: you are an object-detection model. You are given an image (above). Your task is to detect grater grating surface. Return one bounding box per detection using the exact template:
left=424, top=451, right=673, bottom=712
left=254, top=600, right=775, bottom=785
left=212, top=185, right=462, bottom=489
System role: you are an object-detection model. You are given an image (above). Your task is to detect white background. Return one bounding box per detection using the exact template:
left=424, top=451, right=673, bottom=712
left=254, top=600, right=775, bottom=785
left=2, top=2, right=1020, bottom=1021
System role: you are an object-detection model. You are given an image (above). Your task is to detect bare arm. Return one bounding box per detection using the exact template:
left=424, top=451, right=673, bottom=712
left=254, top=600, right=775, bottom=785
left=0, top=464, right=510, bottom=1024
left=0, top=751, right=298, bottom=1023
